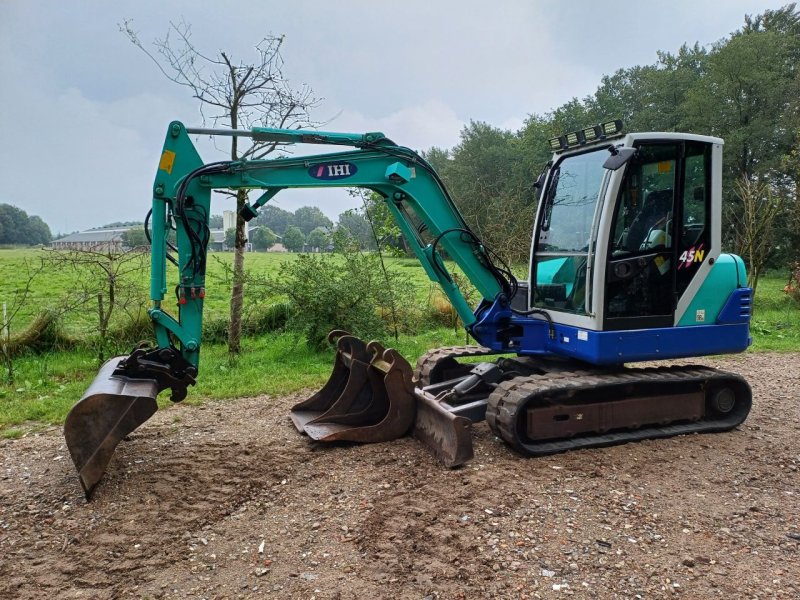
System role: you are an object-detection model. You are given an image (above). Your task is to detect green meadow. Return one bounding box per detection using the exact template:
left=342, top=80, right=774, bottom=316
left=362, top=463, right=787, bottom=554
left=0, top=247, right=797, bottom=435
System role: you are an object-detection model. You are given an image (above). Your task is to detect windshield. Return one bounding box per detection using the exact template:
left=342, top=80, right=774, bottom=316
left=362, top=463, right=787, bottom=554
left=532, top=146, right=609, bottom=315
left=538, top=148, right=608, bottom=252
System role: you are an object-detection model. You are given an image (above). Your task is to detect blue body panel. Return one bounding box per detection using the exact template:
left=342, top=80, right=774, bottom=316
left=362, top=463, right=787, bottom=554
left=470, top=286, right=752, bottom=366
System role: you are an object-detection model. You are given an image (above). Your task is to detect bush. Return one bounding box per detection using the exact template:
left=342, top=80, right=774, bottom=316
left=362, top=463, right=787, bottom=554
left=3, top=309, right=75, bottom=355
left=203, top=301, right=290, bottom=343
left=244, top=300, right=290, bottom=335
left=275, top=251, right=417, bottom=348
left=203, top=315, right=229, bottom=343
left=110, top=309, right=153, bottom=346
left=425, top=289, right=458, bottom=329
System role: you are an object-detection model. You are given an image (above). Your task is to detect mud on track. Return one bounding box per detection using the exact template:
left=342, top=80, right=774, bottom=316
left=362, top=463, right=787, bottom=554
left=1, top=353, right=799, bottom=599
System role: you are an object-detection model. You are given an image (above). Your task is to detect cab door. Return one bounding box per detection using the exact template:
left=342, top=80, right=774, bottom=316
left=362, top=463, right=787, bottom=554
left=603, top=140, right=712, bottom=330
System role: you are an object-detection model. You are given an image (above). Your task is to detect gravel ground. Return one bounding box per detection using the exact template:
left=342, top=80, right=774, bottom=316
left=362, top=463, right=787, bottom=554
left=0, top=352, right=798, bottom=599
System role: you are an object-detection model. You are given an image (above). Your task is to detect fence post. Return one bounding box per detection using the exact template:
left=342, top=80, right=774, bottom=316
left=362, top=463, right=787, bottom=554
left=2, top=302, right=7, bottom=354
left=2, top=302, right=8, bottom=380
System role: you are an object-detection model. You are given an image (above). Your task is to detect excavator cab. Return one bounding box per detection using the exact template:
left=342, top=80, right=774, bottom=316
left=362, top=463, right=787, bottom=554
left=531, top=128, right=731, bottom=337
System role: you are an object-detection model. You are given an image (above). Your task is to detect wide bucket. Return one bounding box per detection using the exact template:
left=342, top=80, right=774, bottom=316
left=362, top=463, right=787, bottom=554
left=412, top=391, right=474, bottom=467
left=290, top=331, right=416, bottom=443
left=64, top=356, right=159, bottom=498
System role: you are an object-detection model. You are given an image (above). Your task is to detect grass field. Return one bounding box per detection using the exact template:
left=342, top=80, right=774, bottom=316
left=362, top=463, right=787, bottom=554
left=0, top=248, right=434, bottom=333
left=0, top=247, right=797, bottom=434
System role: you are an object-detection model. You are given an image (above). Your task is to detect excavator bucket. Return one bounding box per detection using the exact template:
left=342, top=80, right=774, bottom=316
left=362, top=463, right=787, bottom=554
left=64, top=356, right=159, bottom=498
left=290, top=331, right=416, bottom=443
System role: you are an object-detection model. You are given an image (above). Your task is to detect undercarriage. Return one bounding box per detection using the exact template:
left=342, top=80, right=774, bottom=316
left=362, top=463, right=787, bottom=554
left=412, top=345, right=752, bottom=463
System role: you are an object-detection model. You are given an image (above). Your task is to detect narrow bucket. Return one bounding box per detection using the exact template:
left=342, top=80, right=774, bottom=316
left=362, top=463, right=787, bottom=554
left=64, top=356, right=159, bottom=498
left=290, top=333, right=416, bottom=443
left=289, top=330, right=371, bottom=432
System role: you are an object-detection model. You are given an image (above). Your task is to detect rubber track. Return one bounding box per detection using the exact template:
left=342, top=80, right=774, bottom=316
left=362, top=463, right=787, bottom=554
left=486, top=365, right=752, bottom=456
left=414, top=345, right=497, bottom=386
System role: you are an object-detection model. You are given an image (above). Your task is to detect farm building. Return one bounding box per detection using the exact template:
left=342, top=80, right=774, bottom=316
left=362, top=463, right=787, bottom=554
left=50, top=224, right=290, bottom=252
left=49, top=227, right=129, bottom=251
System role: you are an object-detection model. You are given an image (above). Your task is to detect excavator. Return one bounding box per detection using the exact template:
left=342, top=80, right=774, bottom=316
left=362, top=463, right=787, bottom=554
left=64, top=119, right=753, bottom=497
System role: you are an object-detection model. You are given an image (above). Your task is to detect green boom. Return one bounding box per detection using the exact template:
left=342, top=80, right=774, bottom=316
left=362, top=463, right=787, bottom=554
left=148, top=121, right=504, bottom=370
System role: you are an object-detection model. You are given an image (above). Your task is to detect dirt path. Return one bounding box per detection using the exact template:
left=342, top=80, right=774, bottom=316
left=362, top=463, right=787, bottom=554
left=1, top=353, right=799, bottom=599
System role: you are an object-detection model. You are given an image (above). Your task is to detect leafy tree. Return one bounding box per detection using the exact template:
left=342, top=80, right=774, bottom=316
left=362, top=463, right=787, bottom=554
left=306, top=226, right=330, bottom=251
left=26, top=216, right=52, bottom=245
left=254, top=204, right=294, bottom=235
left=224, top=227, right=238, bottom=249
left=548, top=98, right=594, bottom=138
left=682, top=29, right=798, bottom=184
left=121, top=226, right=148, bottom=248
left=432, top=121, right=536, bottom=262
left=282, top=225, right=305, bottom=252
left=294, top=206, right=333, bottom=235
left=250, top=226, right=277, bottom=251
left=336, top=209, right=374, bottom=249
left=589, top=44, right=708, bottom=133
left=0, top=204, right=51, bottom=245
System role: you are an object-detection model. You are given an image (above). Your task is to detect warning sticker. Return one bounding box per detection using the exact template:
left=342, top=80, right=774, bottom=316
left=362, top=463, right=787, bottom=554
left=159, top=150, right=176, bottom=175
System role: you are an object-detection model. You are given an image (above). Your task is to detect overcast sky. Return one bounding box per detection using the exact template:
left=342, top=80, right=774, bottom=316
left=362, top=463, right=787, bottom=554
left=0, top=0, right=788, bottom=234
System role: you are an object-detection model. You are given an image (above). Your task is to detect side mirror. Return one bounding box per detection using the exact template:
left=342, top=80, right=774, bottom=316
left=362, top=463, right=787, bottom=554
left=603, top=147, right=636, bottom=171
left=530, top=161, right=552, bottom=205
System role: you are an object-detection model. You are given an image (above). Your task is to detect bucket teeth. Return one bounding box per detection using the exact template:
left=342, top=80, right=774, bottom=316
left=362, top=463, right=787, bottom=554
left=291, top=331, right=477, bottom=467
left=290, top=332, right=416, bottom=443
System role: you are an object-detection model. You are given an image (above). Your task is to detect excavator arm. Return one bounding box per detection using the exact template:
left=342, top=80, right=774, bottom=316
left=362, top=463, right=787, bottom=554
left=64, top=121, right=518, bottom=496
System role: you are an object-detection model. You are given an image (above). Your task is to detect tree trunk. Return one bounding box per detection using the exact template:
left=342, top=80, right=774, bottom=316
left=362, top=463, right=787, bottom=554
left=227, top=188, right=248, bottom=355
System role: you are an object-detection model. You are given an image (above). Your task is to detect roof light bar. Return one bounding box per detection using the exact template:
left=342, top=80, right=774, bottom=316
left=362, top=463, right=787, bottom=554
left=548, top=136, right=566, bottom=151
left=601, top=119, right=623, bottom=136
left=582, top=125, right=600, bottom=142
left=548, top=119, right=624, bottom=152
left=565, top=131, right=581, bottom=146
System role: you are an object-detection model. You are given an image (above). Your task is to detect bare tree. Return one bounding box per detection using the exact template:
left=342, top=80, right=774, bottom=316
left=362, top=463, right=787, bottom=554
left=121, top=19, right=321, bottom=355
left=44, top=247, right=149, bottom=361
left=730, top=176, right=786, bottom=297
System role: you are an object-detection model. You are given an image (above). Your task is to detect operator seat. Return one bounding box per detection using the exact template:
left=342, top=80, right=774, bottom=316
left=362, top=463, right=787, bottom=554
left=625, top=188, right=673, bottom=252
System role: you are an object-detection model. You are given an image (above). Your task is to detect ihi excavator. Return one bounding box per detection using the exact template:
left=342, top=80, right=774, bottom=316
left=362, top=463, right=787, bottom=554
left=64, top=119, right=753, bottom=497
